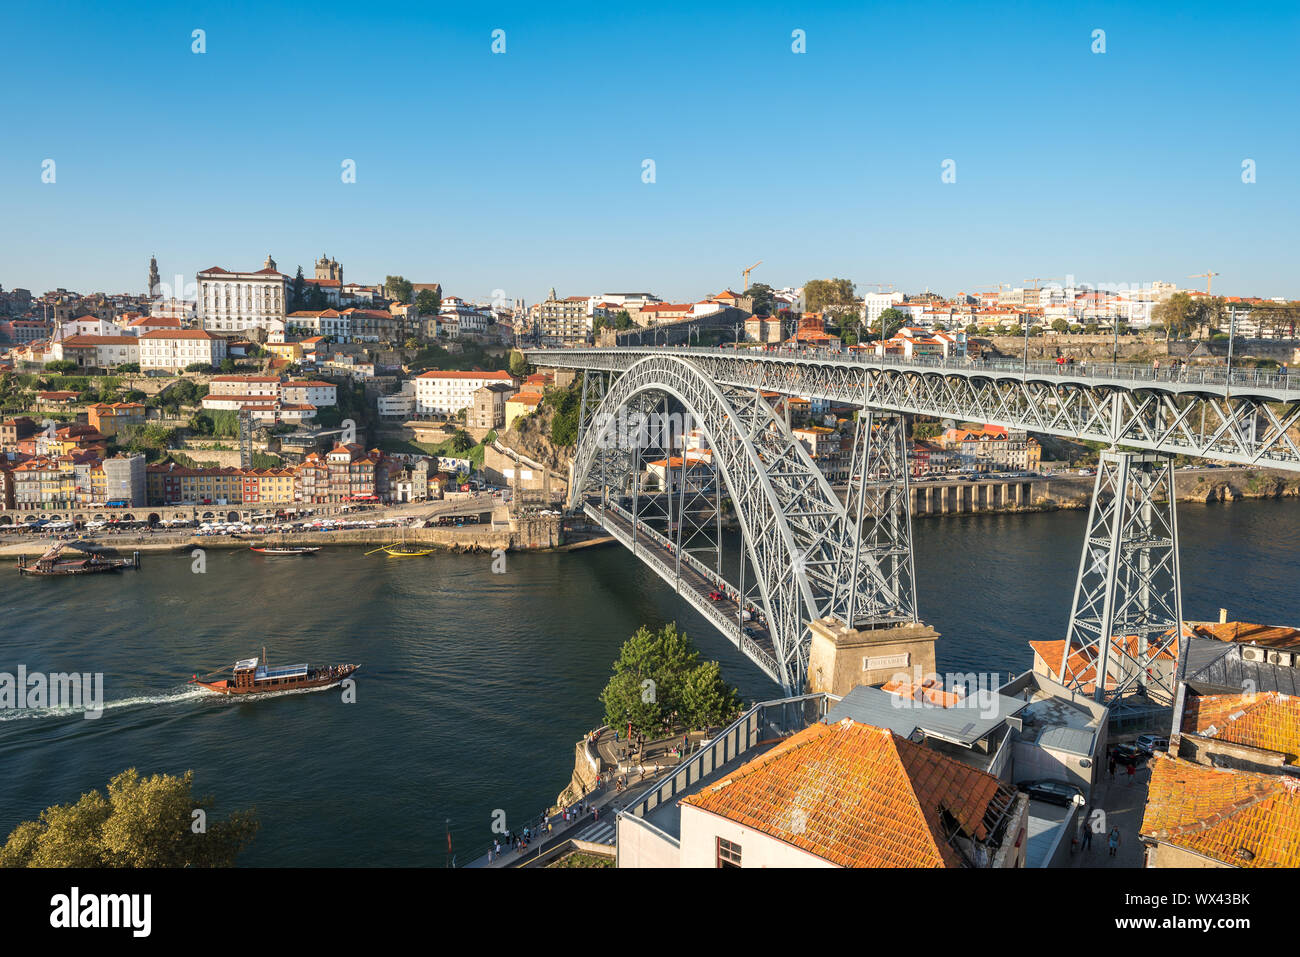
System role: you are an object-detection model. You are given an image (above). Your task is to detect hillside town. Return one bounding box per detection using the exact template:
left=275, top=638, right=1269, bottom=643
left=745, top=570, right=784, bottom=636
left=3, top=259, right=1296, bottom=517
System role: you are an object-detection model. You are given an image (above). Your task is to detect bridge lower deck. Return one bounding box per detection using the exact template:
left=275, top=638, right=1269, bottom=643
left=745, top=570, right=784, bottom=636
left=583, top=500, right=782, bottom=684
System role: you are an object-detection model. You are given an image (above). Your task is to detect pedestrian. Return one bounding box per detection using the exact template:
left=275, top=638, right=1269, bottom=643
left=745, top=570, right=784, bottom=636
left=1108, top=826, right=1121, bottom=858
left=1108, top=755, right=1116, bottom=780
left=1081, top=820, right=1093, bottom=851
left=1126, top=762, right=1137, bottom=784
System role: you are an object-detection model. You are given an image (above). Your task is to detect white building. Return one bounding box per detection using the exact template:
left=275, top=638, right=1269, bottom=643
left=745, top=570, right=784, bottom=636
left=862, top=291, right=905, bottom=327
left=281, top=380, right=338, bottom=407
left=414, top=370, right=515, bottom=417
left=50, top=335, right=140, bottom=368
left=286, top=309, right=352, bottom=339
left=197, top=255, right=290, bottom=334
left=139, top=329, right=228, bottom=372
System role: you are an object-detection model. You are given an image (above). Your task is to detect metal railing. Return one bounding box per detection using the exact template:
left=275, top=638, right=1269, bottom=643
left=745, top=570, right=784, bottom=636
left=532, top=344, right=1300, bottom=396
left=591, top=500, right=782, bottom=681
left=618, top=693, right=836, bottom=843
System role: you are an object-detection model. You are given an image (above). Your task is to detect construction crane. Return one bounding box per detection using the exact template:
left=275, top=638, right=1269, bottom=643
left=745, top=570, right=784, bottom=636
left=1188, top=271, right=1220, bottom=295
left=742, top=261, right=763, bottom=291
left=1023, top=277, right=1063, bottom=291
left=862, top=282, right=896, bottom=293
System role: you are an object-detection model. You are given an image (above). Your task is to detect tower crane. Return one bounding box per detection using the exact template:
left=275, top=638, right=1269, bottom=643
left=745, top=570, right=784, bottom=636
left=742, top=261, right=763, bottom=290
left=1187, top=271, right=1220, bottom=295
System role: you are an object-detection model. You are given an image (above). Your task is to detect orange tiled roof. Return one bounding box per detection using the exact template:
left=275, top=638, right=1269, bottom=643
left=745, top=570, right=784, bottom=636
left=680, top=719, right=1012, bottom=868
left=1191, top=621, right=1300, bottom=650
left=1140, top=754, right=1300, bottom=867
left=1182, top=692, right=1300, bottom=763
left=1030, top=633, right=1177, bottom=688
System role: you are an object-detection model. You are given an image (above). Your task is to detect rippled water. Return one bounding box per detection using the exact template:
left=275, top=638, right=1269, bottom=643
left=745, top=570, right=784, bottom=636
left=1, top=500, right=1296, bottom=865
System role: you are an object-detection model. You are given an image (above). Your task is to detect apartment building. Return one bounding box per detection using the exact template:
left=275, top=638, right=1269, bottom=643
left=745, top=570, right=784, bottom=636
left=139, top=329, right=227, bottom=371
left=414, top=370, right=515, bottom=417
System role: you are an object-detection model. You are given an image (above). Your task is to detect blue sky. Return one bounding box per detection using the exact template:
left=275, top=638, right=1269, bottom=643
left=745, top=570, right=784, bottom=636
left=1, top=0, right=1296, bottom=303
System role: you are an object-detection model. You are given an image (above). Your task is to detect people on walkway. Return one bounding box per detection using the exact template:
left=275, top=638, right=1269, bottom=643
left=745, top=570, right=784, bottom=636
left=1108, top=826, right=1121, bottom=858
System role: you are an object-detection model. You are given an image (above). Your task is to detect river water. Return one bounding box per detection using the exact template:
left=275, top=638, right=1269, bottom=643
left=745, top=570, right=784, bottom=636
left=1, top=501, right=1297, bottom=865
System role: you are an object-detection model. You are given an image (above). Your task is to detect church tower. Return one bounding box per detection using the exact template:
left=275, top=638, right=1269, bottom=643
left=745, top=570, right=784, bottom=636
left=264, top=253, right=278, bottom=272
left=315, top=254, right=342, bottom=283
left=148, top=255, right=160, bottom=296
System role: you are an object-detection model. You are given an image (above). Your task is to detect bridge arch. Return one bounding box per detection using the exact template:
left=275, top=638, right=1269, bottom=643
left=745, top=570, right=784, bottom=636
left=569, top=355, right=892, bottom=692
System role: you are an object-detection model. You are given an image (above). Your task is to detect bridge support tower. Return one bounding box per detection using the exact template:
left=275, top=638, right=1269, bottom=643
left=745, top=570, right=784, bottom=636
left=1062, top=450, right=1183, bottom=704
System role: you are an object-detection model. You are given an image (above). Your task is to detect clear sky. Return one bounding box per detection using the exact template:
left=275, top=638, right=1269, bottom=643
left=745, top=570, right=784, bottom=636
left=1, top=0, right=1296, bottom=303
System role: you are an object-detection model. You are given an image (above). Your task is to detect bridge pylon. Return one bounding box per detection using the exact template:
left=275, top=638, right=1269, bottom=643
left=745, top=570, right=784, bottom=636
left=1062, top=450, right=1183, bottom=704
left=832, top=410, right=918, bottom=629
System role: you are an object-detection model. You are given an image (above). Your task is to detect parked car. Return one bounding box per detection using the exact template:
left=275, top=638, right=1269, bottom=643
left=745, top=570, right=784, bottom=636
left=1135, top=734, right=1169, bottom=755
left=1113, top=743, right=1144, bottom=766
left=1021, top=779, right=1084, bottom=807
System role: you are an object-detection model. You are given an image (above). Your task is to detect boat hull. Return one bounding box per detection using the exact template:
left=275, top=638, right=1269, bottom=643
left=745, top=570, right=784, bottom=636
left=191, top=664, right=360, bottom=695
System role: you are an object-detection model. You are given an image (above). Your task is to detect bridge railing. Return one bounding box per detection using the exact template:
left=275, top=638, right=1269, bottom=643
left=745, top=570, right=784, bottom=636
left=590, top=501, right=782, bottom=680
left=532, top=344, right=1300, bottom=395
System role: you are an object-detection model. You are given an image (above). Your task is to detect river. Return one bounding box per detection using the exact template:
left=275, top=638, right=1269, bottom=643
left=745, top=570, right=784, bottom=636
left=1, top=501, right=1297, bottom=865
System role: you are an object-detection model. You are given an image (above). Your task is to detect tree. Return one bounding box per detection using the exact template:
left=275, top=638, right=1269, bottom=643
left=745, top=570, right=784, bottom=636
left=184, top=361, right=213, bottom=373
left=290, top=266, right=307, bottom=313
left=219, top=358, right=236, bottom=373
left=449, top=429, right=474, bottom=454
left=679, top=660, right=743, bottom=730
left=0, top=769, right=258, bottom=868
left=1152, top=292, right=1195, bottom=341
left=415, top=288, right=441, bottom=315
left=385, top=275, right=414, bottom=304
left=546, top=383, right=581, bottom=446
left=802, top=278, right=856, bottom=312
left=965, top=323, right=980, bottom=336
left=746, top=282, right=776, bottom=316
left=1051, top=318, right=1070, bottom=334
left=44, top=360, right=78, bottom=373
left=599, top=623, right=735, bottom=736
left=508, top=350, right=530, bottom=376
left=872, top=307, right=907, bottom=340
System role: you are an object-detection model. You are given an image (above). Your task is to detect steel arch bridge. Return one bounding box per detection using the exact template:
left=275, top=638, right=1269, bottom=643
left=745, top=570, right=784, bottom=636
left=532, top=345, right=1300, bottom=704
left=536, top=346, right=1300, bottom=469
left=568, top=354, right=916, bottom=692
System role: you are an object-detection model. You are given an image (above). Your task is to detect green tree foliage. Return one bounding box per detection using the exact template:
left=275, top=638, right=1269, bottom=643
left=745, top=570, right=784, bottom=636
left=1152, top=292, right=1226, bottom=341
left=384, top=275, right=414, bottom=304
left=545, top=383, right=581, bottom=446
left=802, top=278, right=857, bottom=312
left=290, top=266, right=307, bottom=312
left=746, top=282, right=776, bottom=316
left=449, top=429, right=474, bottom=454
left=0, top=769, right=258, bottom=868
left=1051, top=318, right=1070, bottom=333
left=44, top=360, right=78, bottom=373
left=872, top=307, right=907, bottom=340
left=414, top=288, right=441, bottom=315
left=184, top=361, right=213, bottom=373
left=508, top=350, right=530, bottom=377
left=600, top=623, right=742, bottom=736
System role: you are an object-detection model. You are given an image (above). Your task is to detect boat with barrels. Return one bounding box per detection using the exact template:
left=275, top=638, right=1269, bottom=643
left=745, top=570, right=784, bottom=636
left=17, top=542, right=141, bottom=576
left=189, top=652, right=359, bottom=695
left=249, top=545, right=321, bottom=555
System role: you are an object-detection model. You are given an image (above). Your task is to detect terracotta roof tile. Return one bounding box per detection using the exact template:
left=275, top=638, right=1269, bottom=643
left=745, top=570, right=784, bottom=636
left=681, top=719, right=1013, bottom=867
left=1141, top=754, right=1300, bottom=867
left=1182, top=692, right=1300, bottom=763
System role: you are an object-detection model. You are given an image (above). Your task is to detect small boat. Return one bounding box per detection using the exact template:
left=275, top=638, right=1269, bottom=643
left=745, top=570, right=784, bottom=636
left=190, top=651, right=359, bottom=695
left=18, top=542, right=140, bottom=576
left=249, top=545, right=320, bottom=555
left=365, top=525, right=433, bottom=557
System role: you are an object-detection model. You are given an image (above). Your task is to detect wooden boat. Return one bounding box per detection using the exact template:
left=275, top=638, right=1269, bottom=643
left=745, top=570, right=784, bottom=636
left=17, top=543, right=140, bottom=576
left=190, top=651, right=359, bottom=695
left=249, top=545, right=320, bottom=555
left=365, top=525, right=433, bottom=557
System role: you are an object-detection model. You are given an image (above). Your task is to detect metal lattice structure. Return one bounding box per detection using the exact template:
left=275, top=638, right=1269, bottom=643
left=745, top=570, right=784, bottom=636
left=569, top=355, right=907, bottom=692
left=832, top=411, right=918, bottom=629
left=1062, top=451, right=1183, bottom=702
left=533, top=347, right=1300, bottom=470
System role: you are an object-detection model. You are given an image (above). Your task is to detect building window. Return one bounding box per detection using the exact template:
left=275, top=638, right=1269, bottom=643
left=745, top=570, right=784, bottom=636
left=716, top=837, right=741, bottom=868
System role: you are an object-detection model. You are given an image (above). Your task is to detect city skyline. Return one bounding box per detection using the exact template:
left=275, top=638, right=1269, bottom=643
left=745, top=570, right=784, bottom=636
left=2, top=0, right=1297, bottom=300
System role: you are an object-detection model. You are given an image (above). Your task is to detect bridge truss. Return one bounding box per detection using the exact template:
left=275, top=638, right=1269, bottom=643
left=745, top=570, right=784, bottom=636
left=539, top=346, right=1300, bottom=699
left=569, top=355, right=913, bottom=692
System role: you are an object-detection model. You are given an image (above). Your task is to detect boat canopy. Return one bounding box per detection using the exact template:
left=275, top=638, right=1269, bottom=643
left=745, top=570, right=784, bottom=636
left=255, top=664, right=309, bottom=681
left=234, top=657, right=259, bottom=671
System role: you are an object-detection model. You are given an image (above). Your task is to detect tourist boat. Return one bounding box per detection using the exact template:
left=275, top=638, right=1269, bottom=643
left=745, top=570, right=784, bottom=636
left=249, top=545, right=321, bottom=555
left=189, top=651, right=360, bottom=695
left=17, top=543, right=140, bottom=576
